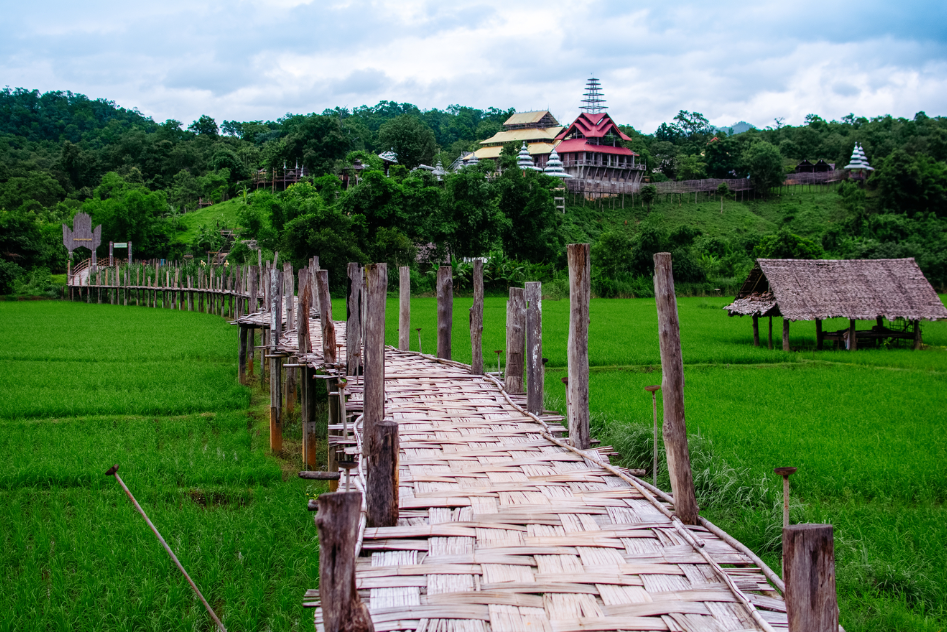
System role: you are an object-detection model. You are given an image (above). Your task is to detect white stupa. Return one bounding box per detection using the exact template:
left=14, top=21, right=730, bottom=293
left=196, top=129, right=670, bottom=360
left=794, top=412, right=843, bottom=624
left=517, top=142, right=539, bottom=171
left=466, top=152, right=479, bottom=168
left=844, top=143, right=873, bottom=171
left=542, top=148, right=572, bottom=178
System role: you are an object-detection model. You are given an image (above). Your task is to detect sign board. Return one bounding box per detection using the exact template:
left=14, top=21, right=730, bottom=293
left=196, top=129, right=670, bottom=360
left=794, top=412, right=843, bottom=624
left=62, top=213, right=102, bottom=254
left=113, top=243, right=128, bottom=248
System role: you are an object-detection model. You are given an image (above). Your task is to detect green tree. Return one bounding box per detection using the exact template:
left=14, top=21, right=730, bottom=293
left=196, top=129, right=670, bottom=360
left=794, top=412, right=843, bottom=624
left=871, top=149, right=947, bottom=217
left=496, top=170, right=562, bottom=262
left=377, top=115, right=437, bottom=170
left=754, top=229, right=823, bottom=259
left=281, top=207, right=366, bottom=286
left=743, top=142, right=784, bottom=196
left=640, top=184, right=657, bottom=211
left=438, top=168, right=504, bottom=258
left=188, top=115, right=219, bottom=137
left=676, top=154, right=707, bottom=180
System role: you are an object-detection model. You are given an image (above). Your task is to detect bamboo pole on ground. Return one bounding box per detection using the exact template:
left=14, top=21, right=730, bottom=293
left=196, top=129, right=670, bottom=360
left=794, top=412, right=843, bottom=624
left=436, top=266, right=452, bottom=360
left=470, top=261, right=484, bottom=374
left=567, top=244, right=591, bottom=450
left=525, top=281, right=543, bottom=414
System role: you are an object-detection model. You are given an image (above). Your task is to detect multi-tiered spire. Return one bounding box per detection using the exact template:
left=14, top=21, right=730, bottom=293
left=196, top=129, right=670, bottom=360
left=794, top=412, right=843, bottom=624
left=844, top=143, right=873, bottom=171
left=581, top=76, right=607, bottom=114
left=543, top=148, right=572, bottom=178
left=517, top=142, right=539, bottom=171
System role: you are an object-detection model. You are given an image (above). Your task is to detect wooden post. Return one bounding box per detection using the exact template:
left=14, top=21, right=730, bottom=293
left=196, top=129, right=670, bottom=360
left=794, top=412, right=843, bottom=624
left=816, top=319, right=824, bottom=350
left=914, top=320, right=922, bottom=350
left=504, top=287, right=526, bottom=394
left=362, top=264, right=387, bottom=453
left=525, top=281, right=543, bottom=414
left=567, top=244, right=591, bottom=450
left=248, top=327, right=255, bottom=380
left=768, top=316, right=773, bottom=350
left=436, top=266, right=452, bottom=360
left=783, top=318, right=791, bottom=352
left=316, top=270, right=337, bottom=364
left=367, top=420, right=399, bottom=528
left=752, top=314, right=760, bottom=347
left=652, top=252, right=699, bottom=525
left=327, top=379, right=340, bottom=492
left=315, top=492, right=375, bottom=632
left=269, top=267, right=283, bottom=453
left=238, top=325, right=248, bottom=385
left=398, top=266, right=410, bottom=351
left=783, top=524, right=838, bottom=632
left=848, top=319, right=857, bottom=351
left=470, top=260, right=484, bottom=374
left=347, top=263, right=363, bottom=376
left=283, top=262, right=294, bottom=331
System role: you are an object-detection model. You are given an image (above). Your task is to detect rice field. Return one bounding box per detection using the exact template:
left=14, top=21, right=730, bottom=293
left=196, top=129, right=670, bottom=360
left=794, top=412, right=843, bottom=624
left=2, top=294, right=945, bottom=631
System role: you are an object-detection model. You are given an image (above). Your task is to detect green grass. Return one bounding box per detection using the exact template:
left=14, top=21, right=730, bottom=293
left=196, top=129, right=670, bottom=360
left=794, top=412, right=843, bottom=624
left=173, top=198, right=247, bottom=246
left=0, top=301, right=325, bottom=632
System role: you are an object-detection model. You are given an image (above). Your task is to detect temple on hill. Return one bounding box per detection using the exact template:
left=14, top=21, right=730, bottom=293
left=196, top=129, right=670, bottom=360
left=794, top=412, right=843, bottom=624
left=469, top=111, right=563, bottom=167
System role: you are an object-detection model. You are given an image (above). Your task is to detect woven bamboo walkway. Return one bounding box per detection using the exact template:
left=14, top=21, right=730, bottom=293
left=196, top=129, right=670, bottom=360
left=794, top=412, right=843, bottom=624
left=288, top=316, right=789, bottom=632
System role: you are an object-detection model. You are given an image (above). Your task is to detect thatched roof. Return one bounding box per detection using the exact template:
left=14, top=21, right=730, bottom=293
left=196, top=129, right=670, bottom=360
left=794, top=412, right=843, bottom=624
left=724, top=258, right=947, bottom=321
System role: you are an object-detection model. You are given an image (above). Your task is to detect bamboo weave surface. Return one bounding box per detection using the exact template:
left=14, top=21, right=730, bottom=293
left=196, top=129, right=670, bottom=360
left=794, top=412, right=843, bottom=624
left=292, top=319, right=788, bottom=632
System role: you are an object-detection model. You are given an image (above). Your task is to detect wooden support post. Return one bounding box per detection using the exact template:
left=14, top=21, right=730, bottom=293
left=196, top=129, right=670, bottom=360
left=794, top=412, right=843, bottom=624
left=283, top=263, right=294, bottom=331
left=248, top=327, right=255, bottom=380
left=752, top=314, right=760, bottom=347
left=362, top=263, right=387, bottom=453
left=314, top=492, right=375, bottom=632
left=783, top=524, right=838, bottom=632
left=436, top=266, right=452, bottom=359
left=238, top=325, right=248, bottom=385
left=367, top=420, right=399, bottom=528
left=914, top=320, right=922, bottom=350
left=525, top=281, right=543, bottom=414
left=470, top=260, right=484, bottom=374
left=652, top=252, right=699, bottom=525
left=504, top=287, right=526, bottom=394
left=398, top=266, right=410, bottom=351
left=768, top=316, right=773, bottom=350
left=327, top=379, right=340, bottom=492
left=783, top=318, right=791, bottom=352
left=302, top=368, right=317, bottom=469
left=848, top=319, right=857, bottom=351
left=269, top=267, right=283, bottom=453
left=316, top=270, right=337, bottom=364
left=567, top=244, right=591, bottom=450
left=816, top=319, right=824, bottom=350
left=347, top=263, right=363, bottom=376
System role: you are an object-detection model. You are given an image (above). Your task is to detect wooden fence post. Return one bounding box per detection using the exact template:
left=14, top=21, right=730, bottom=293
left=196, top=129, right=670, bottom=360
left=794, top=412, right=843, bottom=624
left=914, top=320, right=923, bottom=350
left=315, top=492, right=375, bottom=632
left=347, top=263, right=363, bottom=376
left=269, top=267, right=283, bottom=453
left=362, top=263, right=387, bottom=453
left=652, top=252, right=699, bottom=525
left=470, top=260, right=484, bottom=374
left=525, top=281, right=543, bottom=414
left=238, top=325, right=248, bottom=385
left=283, top=263, right=294, bottom=331
left=567, top=244, right=591, bottom=450
left=436, top=266, right=452, bottom=359
left=315, top=270, right=337, bottom=364
left=783, top=318, right=791, bottom=352
left=752, top=314, right=760, bottom=347
left=399, top=266, right=410, bottom=351
left=327, top=378, right=340, bottom=492
left=504, top=287, right=526, bottom=394
left=367, top=420, right=399, bottom=528
left=783, top=524, right=838, bottom=632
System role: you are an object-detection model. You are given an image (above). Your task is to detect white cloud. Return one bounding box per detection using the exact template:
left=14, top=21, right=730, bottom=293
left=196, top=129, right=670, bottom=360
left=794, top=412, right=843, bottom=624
left=1, top=0, right=945, bottom=132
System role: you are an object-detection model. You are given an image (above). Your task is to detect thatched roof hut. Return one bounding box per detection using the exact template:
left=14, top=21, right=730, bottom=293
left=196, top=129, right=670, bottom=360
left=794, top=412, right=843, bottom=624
left=724, top=258, right=947, bottom=351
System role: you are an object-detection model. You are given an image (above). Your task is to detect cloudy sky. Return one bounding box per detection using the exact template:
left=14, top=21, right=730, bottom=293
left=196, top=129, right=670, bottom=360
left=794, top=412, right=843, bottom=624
left=3, top=0, right=946, bottom=133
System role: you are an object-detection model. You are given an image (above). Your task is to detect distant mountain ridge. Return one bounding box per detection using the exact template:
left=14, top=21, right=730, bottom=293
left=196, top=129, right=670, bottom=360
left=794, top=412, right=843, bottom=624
left=715, top=121, right=756, bottom=136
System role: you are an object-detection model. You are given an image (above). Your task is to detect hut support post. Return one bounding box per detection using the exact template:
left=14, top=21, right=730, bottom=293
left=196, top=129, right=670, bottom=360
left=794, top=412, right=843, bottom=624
left=436, top=266, right=453, bottom=360
left=816, top=319, right=824, bottom=350
left=652, top=252, right=699, bottom=525
left=752, top=314, right=760, bottom=347
left=783, top=524, right=838, bottom=632
left=567, top=244, right=591, bottom=450
left=525, top=282, right=543, bottom=414
left=238, top=325, right=248, bottom=385
left=470, top=261, right=484, bottom=374
left=504, top=287, right=526, bottom=394
left=849, top=319, right=857, bottom=351
left=768, top=316, right=773, bottom=350
left=914, top=320, right=923, bottom=350
left=783, top=319, right=791, bottom=352
left=398, top=266, right=410, bottom=350
left=315, top=492, right=375, bottom=632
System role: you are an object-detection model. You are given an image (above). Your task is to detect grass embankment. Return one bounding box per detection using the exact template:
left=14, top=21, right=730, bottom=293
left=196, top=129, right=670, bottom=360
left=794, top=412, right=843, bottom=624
left=0, top=302, right=326, bottom=632
left=173, top=198, right=246, bottom=247
left=364, top=293, right=947, bottom=631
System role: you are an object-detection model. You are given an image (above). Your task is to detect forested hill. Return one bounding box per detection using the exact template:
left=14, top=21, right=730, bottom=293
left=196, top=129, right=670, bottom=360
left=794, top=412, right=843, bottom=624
left=2, top=86, right=946, bottom=298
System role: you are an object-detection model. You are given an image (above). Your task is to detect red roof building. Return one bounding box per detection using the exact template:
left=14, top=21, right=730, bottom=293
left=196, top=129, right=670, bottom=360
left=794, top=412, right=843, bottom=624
left=553, top=112, right=645, bottom=189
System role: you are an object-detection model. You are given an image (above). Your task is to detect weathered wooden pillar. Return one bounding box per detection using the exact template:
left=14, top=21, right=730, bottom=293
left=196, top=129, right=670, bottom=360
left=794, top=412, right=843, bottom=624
left=399, top=266, right=411, bottom=351
left=652, top=252, right=699, bottom=525
left=367, top=420, right=399, bottom=528
left=816, top=319, right=824, bottom=350
left=436, top=266, right=452, bottom=359
left=362, top=264, right=387, bottom=451
left=768, top=316, right=773, bottom=350
left=504, top=287, right=526, bottom=394
left=347, top=263, right=363, bottom=376
left=912, top=320, right=922, bottom=350
left=470, top=261, right=484, bottom=374
left=283, top=262, right=295, bottom=331
left=783, top=318, right=791, bottom=352
left=567, top=244, right=591, bottom=450
left=848, top=319, right=857, bottom=351
left=752, top=314, right=760, bottom=347
left=238, top=325, right=248, bottom=385
left=783, top=524, right=838, bottom=632
left=269, top=267, right=283, bottom=453
left=314, top=492, right=375, bottom=632
left=525, top=281, right=543, bottom=414
left=247, top=327, right=255, bottom=380
left=316, top=270, right=337, bottom=364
